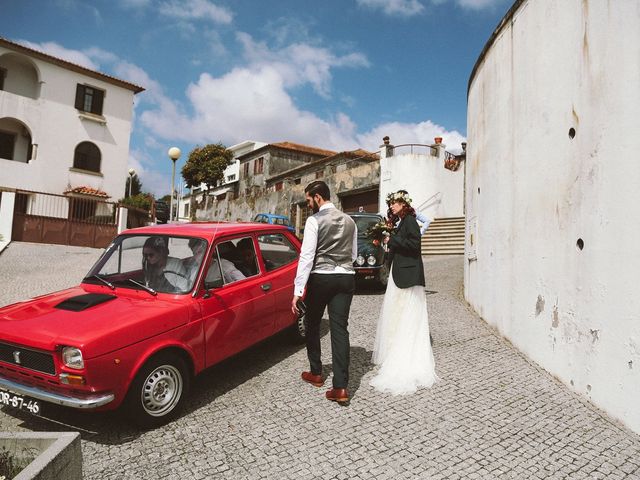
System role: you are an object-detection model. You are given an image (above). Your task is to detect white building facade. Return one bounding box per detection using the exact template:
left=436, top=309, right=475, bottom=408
left=0, top=37, right=143, bottom=200
left=465, top=0, right=640, bottom=433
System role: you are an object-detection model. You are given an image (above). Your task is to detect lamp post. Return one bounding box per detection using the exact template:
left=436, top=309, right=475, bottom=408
left=127, top=168, right=135, bottom=198
left=168, top=147, right=181, bottom=222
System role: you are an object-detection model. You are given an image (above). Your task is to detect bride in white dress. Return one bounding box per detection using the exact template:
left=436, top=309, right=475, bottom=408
left=370, top=191, right=438, bottom=395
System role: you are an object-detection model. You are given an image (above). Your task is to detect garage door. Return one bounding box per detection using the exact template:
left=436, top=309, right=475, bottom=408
left=340, top=189, right=379, bottom=214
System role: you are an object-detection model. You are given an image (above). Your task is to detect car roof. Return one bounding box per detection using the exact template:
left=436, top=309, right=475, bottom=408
left=121, top=222, right=290, bottom=240
left=346, top=212, right=383, bottom=218
left=256, top=213, right=288, bottom=219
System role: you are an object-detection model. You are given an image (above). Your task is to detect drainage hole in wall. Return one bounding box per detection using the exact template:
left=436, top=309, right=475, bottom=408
left=569, top=127, right=576, bottom=139
left=477, top=187, right=480, bottom=194
left=576, top=238, right=584, bottom=251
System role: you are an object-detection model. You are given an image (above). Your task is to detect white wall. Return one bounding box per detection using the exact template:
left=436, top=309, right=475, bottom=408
left=379, top=145, right=464, bottom=219
left=465, top=0, right=640, bottom=434
left=0, top=47, right=137, bottom=201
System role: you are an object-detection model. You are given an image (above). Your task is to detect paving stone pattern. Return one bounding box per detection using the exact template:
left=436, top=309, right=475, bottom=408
left=0, top=242, right=639, bottom=479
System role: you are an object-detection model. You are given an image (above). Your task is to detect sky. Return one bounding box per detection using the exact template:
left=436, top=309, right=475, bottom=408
left=3, top=0, right=513, bottom=197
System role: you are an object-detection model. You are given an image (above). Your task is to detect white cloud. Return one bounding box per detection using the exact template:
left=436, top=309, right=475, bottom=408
left=456, top=0, right=504, bottom=9
left=119, top=0, right=152, bottom=7
left=236, top=32, right=369, bottom=98
left=18, top=40, right=101, bottom=70
left=356, top=120, right=466, bottom=153
left=158, top=0, right=233, bottom=24
left=356, top=0, right=425, bottom=17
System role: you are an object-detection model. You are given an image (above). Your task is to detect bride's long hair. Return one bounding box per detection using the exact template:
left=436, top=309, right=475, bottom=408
left=386, top=190, right=416, bottom=222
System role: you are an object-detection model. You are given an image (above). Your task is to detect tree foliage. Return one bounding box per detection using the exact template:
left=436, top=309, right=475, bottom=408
left=182, top=143, right=234, bottom=189
left=124, top=174, right=142, bottom=198
left=119, top=193, right=153, bottom=210
left=182, top=143, right=234, bottom=220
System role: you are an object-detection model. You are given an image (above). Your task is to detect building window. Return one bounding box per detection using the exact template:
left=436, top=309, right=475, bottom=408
left=184, top=203, right=190, bottom=218
left=227, top=174, right=236, bottom=182
left=0, top=68, right=6, bottom=91
left=275, top=181, right=283, bottom=191
left=254, top=156, right=264, bottom=174
left=75, top=84, right=105, bottom=115
left=315, top=170, right=323, bottom=179
left=0, top=130, right=16, bottom=160
left=243, top=162, right=250, bottom=177
left=73, top=141, right=101, bottom=173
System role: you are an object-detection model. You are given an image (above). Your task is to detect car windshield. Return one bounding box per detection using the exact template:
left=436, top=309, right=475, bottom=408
left=84, top=235, right=208, bottom=294
left=352, top=216, right=382, bottom=236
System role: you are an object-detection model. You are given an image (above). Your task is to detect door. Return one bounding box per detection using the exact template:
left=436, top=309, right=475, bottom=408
left=198, top=235, right=275, bottom=366
left=256, top=231, right=300, bottom=332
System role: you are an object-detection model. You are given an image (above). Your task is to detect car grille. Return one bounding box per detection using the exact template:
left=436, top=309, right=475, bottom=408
left=0, top=343, right=55, bottom=375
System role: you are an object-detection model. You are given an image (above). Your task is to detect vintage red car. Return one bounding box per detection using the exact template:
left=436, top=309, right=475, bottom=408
left=0, top=222, right=305, bottom=428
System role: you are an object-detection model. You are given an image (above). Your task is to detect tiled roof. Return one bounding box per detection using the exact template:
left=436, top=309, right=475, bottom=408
left=0, top=37, right=145, bottom=94
left=64, top=186, right=111, bottom=198
left=269, top=142, right=337, bottom=158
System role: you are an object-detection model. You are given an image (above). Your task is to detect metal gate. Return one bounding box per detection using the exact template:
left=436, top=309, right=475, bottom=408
left=11, top=189, right=119, bottom=248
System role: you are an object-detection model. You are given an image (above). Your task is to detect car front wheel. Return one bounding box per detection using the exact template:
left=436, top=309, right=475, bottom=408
left=124, top=352, right=190, bottom=429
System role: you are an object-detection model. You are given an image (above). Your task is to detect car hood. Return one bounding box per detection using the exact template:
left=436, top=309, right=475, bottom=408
left=0, top=286, right=189, bottom=359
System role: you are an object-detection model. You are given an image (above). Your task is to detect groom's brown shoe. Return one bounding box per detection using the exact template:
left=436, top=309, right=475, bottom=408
left=325, top=388, right=349, bottom=403
left=301, top=371, right=324, bottom=387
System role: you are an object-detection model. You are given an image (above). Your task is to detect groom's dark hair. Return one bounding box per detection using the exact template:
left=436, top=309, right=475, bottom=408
left=305, top=181, right=330, bottom=201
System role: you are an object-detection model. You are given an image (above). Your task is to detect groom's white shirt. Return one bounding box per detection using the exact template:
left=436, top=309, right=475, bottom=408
left=293, top=202, right=358, bottom=297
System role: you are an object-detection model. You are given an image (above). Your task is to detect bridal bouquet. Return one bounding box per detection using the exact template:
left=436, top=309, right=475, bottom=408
left=366, top=219, right=395, bottom=247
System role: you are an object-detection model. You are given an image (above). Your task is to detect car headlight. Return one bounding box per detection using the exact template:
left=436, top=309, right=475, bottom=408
left=367, top=255, right=376, bottom=266
left=356, top=255, right=365, bottom=266
left=62, top=347, right=84, bottom=370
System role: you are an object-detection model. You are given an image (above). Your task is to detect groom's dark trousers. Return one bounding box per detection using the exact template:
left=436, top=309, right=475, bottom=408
left=305, top=273, right=355, bottom=389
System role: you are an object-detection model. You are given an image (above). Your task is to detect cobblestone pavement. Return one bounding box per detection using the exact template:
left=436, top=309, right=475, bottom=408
left=1, top=242, right=640, bottom=479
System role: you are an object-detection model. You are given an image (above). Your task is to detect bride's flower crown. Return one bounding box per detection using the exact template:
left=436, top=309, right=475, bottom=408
left=386, top=191, right=412, bottom=205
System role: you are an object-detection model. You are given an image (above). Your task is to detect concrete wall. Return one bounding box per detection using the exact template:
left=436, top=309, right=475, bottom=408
left=465, top=0, right=640, bottom=433
left=198, top=160, right=380, bottom=223
left=0, top=47, right=136, bottom=201
left=379, top=144, right=464, bottom=219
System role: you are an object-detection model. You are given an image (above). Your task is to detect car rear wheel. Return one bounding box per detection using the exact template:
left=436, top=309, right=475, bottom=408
left=124, top=352, right=190, bottom=429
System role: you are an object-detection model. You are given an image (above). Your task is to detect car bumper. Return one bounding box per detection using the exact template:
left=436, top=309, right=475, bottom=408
left=354, top=265, right=384, bottom=279
left=0, top=376, right=114, bottom=409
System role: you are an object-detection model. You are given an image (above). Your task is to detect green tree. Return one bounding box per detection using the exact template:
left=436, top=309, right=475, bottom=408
left=119, top=193, right=153, bottom=210
left=124, top=174, right=142, bottom=198
left=182, top=143, right=234, bottom=220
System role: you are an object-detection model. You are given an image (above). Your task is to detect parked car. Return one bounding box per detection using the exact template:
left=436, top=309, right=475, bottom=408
left=154, top=200, right=169, bottom=224
left=348, top=212, right=389, bottom=287
left=253, top=213, right=295, bottom=234
left=0, top=222, right=305, bottom=428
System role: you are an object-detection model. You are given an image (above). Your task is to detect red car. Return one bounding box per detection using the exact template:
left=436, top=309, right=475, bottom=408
left=0, top=223, right=305, bottom=428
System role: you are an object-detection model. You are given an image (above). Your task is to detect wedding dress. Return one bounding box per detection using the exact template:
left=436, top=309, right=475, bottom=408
left=370, top=267, right=438, bottom=395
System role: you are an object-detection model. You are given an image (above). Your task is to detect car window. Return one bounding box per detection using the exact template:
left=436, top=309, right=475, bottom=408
left=204, top=237, right=257, bottom=288
left=353, top=216, right=381, bottom=235
left=257, top=233, right=298, bottom=272
left=275, top=218, right=284, bottom=225
left=88, top=235, right=204, bottom=294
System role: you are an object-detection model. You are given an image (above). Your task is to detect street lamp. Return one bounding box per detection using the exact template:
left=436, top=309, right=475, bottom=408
left=168, top=147, right=181, bottom=222
left=127, top=168, right=135, bottom=198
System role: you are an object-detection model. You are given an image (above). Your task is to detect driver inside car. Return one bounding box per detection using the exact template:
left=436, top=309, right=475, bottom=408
left=142, top=237, right=188, bottom=292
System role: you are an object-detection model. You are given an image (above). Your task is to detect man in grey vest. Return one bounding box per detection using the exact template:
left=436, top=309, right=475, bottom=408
left=292, top=180, right=358, bottom=403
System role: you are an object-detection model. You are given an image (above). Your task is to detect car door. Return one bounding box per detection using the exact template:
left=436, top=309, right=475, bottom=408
left=255, top=231, right=300, bottom=332
left=197, top=235, right=275, bottom=366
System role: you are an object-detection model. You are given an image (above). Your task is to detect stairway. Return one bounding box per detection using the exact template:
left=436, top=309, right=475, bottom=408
left=421, top=216, right=465, bottom=256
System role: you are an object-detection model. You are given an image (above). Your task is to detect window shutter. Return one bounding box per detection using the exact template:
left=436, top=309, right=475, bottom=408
left=75, top=84, right=85, bottom=110
left=92, top=89, right=104, bottom=115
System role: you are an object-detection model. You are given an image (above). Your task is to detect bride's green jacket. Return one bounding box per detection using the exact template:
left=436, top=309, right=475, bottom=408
left=388, top=214, right=426, bottom=289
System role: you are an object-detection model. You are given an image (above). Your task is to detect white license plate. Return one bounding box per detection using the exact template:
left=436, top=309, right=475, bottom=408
left=0, top=389, right=41, bottom=414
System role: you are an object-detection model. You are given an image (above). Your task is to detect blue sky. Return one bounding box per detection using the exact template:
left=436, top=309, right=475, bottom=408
left=3, top=0, right=512, bottom=196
